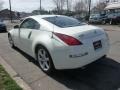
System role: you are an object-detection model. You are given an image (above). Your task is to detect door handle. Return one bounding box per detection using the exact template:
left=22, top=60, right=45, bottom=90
left=28, top=31, right=32, bottom=39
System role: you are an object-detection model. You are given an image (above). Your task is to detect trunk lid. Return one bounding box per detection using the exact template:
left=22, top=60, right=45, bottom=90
left=54, top=25, right=105, bottom=40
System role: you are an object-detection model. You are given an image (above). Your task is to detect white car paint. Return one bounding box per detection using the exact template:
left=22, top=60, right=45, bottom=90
left=8, top=15, right=110, bottom=70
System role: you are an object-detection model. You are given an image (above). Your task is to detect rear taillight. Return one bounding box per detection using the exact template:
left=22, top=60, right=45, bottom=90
left=54, top=32, right=82, bottom=46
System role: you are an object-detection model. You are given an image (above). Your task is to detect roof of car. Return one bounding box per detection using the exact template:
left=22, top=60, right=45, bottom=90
left=29, top=15, right=62, bottom=19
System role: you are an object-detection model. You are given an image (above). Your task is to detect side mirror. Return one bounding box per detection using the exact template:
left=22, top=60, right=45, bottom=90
left=14, top=25, right=19, bottom=29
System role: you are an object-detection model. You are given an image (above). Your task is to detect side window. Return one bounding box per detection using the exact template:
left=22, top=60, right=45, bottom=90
left=30, top=20, right=40, bottom=29
left=20, top=18, right=40, bottom=29
left=20, top=19, right=31, bottom=29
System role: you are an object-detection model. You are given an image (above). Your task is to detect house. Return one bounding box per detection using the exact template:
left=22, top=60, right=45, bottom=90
left=105, top=1, right=120, bottom=13
left=0, top=9, right=32, bottom=20
left=19, top=12, right=33, bottom=18
left=0, top=9, right=17, bottom=20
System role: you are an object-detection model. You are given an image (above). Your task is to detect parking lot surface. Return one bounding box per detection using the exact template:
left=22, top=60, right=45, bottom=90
left=0, top=24, right=120, bottom=90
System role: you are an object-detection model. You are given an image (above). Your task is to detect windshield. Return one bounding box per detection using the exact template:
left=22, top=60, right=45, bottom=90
left=109, top=13, right=118, bottom=16
left=43, top=16, right=85, bottom=28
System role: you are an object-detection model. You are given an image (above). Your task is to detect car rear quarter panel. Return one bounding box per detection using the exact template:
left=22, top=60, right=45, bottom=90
left=31, top=30, right=54, bottom=59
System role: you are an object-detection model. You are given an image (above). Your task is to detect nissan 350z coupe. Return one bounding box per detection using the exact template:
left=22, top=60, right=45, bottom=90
left=8, top=15, right=110, bottom=74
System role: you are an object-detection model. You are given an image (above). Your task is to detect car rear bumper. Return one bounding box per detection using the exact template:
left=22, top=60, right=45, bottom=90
left=51, top=34, right=110, bottom=70
left=0, top=26, right=7, bottom=32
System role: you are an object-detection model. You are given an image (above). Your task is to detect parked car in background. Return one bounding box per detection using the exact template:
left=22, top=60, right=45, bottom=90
left=8, top=15, right=110, bottom=74
left=74, top=16, right=85, bottom=22
left=89, top=14, right=106, bottom=24
left=0, top=19, right=7, bottom=32
left=103, top=13, right=120, bottom=25
left=20, top=18, right=25, bottom=22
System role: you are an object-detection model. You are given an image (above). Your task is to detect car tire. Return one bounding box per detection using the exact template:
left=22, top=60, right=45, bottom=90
left=109, top=19, right=113, bottom=25
left=4, top=27, right=7, bottom=32
left=102, top=20, right=106, bottom=24
left=99, top=55, right=107, bottom=60
left=36, top=45, right=55, bottom=74
left=8, top=34, right=15, bottom=48
left=102, top=55, right=107, bottom=59
left=5, top=28, right=7, bottom=32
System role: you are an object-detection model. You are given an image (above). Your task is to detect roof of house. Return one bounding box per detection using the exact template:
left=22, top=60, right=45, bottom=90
left=105, top=2, right=120, bottom=10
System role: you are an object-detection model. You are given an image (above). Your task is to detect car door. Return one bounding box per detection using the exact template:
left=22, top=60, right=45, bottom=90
left=19, top=18, right=40, bottom=55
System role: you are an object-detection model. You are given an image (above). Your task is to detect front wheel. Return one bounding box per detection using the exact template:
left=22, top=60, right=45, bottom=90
left=102, top=20, right=106, bottom=24
left=36, top=46, right=55, bottom=74
left=8, top=34, right=14, bottom=48
left=109, top=19, right=113, bottom=25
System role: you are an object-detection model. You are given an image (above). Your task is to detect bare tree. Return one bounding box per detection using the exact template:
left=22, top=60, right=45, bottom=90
left=66, top=0, right=72, bottom=11
left=0, top=0, right=4, bottom=10
left=84, top=0, right=89, bottom=11
left=74, top=0, right=86, bottom=13
left=95, top=1, right=108, bottom=12
left=52, top=0, right=66, bottom=14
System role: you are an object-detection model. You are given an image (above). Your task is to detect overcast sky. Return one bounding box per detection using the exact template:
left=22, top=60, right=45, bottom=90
left=2, top=0, right=98, bottom=12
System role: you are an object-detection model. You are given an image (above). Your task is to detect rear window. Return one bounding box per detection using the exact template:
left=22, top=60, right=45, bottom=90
left=90, top=14, right=100, bottom=18
left=43, top=16, right=85, bottom=28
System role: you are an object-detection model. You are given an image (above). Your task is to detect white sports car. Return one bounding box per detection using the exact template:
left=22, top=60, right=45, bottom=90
left=8, top=15, right=110, bottom=74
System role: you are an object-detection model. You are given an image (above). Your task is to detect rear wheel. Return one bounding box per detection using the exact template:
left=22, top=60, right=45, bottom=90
left=36, top=45, right=55, bottom=74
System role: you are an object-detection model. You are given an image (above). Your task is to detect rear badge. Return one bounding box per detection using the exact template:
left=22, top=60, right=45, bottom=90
left=69, top=52, right=88, bottom=58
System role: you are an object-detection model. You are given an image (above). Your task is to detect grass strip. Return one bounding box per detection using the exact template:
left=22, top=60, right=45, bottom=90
left=0, top=65, right=22, bottom=90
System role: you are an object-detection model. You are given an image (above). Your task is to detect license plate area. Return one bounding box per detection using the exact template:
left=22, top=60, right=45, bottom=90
left=93, top=40, right=102, bottom=50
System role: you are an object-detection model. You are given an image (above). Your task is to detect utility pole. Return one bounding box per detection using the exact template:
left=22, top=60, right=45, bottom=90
left=66, top=0, right=69, bottom=11
left=40, top=0, right=41, bottom=14
left=9, top=0, right=12, bottom=23
left=88, top=0, right=91, bottom=21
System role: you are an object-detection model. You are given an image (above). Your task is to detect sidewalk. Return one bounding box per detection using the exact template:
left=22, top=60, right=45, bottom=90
left=0, top=56, right=32, bottom=90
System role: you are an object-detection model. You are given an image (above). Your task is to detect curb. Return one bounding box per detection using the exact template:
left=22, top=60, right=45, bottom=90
left=0, top=56, right=32, bottom=90
left=105, top=29, right=116, bottom=31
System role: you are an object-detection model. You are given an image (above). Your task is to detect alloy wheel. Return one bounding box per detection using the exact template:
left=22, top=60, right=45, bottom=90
left=37, top=48, right=50, bottom=71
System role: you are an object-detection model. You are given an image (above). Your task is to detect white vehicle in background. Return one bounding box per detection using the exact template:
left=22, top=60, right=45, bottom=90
left=8, top=15, right=110, bottom=74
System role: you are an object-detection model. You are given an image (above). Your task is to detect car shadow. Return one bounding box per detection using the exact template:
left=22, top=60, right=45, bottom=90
left=13, top=47, right=38, bottom=65
left=50, top=58, right=120, bottom=90
left=14, top=47, right=120, bottom=90
left=0, top=31, right=8, bottom=33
